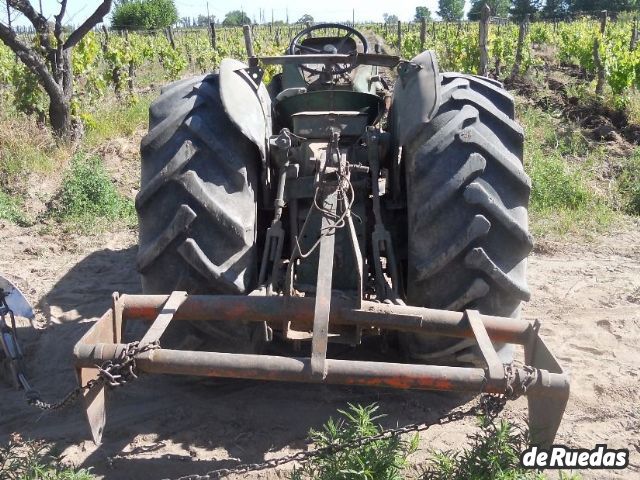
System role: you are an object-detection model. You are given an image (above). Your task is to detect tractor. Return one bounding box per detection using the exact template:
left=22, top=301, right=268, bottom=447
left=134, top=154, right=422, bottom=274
left=72, top=23, right=569, bottom=446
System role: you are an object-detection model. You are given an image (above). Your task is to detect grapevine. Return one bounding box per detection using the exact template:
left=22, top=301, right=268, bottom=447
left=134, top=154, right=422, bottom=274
left=1, top=19, right=640, bottom=127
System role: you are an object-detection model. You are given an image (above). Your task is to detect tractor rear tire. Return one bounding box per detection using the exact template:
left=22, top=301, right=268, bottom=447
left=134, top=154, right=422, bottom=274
left=136, top=74, right=260, bottom=348
left=402, top=73, right=531, bottom=363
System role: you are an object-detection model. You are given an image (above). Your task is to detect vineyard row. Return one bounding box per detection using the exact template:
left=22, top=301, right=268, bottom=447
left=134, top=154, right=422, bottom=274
left=1, top=17, right=640, bottom=123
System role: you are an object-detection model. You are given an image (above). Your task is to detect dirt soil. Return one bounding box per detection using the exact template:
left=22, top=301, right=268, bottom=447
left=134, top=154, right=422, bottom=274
left=0, top=218, right=639, bottom=479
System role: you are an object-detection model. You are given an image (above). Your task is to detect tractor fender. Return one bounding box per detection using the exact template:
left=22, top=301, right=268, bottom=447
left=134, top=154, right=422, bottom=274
left=391, top=50, right=441, bottom=147
left=219, top=58, right=273, bottom=164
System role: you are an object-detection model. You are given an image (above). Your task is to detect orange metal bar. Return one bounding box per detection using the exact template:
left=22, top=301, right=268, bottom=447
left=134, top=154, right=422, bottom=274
left=119, top=294, right=533, bottom=345
left=74, top=343, right=569, bottom=396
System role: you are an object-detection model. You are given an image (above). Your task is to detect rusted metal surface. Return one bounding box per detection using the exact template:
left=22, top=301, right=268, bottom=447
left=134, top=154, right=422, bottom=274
left=466, top=309, right=504, bottom=389
left=139, top=291, right=187, bottom=347
left=75, top=345, right=566, bottom=398
left=310, top=189, right=337, bottom=379
left=73, top=309, right=114, bottom=444
left=118, top=295, right=533, bottom=344
left=74, top=292, right=569, bottom=446
left=81, top=347, right=488, bottom=391
left=523, top=332, right=570, bottom=447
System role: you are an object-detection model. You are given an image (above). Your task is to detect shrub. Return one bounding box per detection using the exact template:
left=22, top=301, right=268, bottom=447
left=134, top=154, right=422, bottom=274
left=49, top=154, right=134, bottom=226
left=0, top=433, right=94, bottom=480
left=290, top=403, right=418, bottom=480
left=422, top=417, right=581, bottom=480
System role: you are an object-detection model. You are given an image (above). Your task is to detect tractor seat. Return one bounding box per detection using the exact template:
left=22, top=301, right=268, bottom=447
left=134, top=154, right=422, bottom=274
left=275, top=90, right=383, bottom=131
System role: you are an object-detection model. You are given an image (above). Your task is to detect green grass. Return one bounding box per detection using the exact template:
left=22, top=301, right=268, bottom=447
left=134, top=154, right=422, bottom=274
left=0, top=111, right=62, bottom=226
left=528, top=153, right=592, bottom=211
left=0, top=190, right=27, bottom=225
left=617, top=149, right=640, bottom=215
left=0, top=140, right=55, bottom=185
left=0, top=114, right=59, bottom=190
left=0, top=434, right=94, bottom=480
left=290, top=403, right=418, bottom=480
left=83, top=94, right=152, bottom=147
left=48, top=154, right=135, bottom=230
left=520, top=105, right=616, bottom=237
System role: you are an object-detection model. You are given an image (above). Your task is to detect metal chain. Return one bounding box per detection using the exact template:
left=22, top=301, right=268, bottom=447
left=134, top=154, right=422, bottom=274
left=504, top=363, right=537, bottom=400
left=167, top=394, right=509, bottom=480
left=25, top=341, right=159, bottom=411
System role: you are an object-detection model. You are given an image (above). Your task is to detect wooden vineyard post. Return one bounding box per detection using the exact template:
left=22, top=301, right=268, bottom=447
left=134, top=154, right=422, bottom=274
left=420, top=17, right=426, bottom=51
left=166, top=26, right=176, bottom=49
left=397, top=20, right=402, bottom=56
left=101, top=24, right=109, bottom=53
left=630, top=16, right=638, bottom=51
left=243, top=25, right=255, bottom=58
left=510, top=14, right=530, bottom=80
left=209, top=21, right=217, bottom=50
left=594, top=10, right=607, bottom=96
left=478, top=3, right=490, bottom=77
left=5, top=0, right=10, bottom=30
left=124, top=29, right=134, bottom=94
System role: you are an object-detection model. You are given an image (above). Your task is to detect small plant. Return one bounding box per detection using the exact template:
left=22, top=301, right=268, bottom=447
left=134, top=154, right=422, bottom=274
left=48, top=154, right=135, bottom=228
left=0, top=433, right=94, bottom=480
left=290, top=403, right=418, bottom=480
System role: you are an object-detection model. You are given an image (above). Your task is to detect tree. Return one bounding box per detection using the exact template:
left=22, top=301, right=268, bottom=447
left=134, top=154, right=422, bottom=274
left=297, top=14, right=314, bottom=24
left=0, top=0, right=113, bottom=138
left=437, top=0, right=465, bottom=21
left=382, top=13, right=399, bottom=24
left=222, top=10, right=251, bottom=26
left=541, top=0, right=570, bottom=19
left=414, top=6, right=432, bottom=21
left=195, top=14, right=210, bottom=27
left=509, top=0, right=541, bottom=21
left=569, top=0, right=638, bottom=13
left=468, top=0, right=510, bottom=20
left=112, top=0, right=178, bottom=30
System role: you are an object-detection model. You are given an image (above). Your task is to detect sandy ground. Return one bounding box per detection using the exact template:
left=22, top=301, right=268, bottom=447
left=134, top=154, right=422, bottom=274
left=0, top=217, right=639, bottom=480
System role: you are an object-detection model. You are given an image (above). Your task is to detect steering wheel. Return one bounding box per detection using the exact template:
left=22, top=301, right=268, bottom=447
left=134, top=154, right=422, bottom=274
left=288, top=23, right=369, bottom=75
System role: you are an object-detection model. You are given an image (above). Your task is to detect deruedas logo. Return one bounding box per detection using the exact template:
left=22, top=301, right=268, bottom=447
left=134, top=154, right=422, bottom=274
left=520, top=444, right=629, bottom=469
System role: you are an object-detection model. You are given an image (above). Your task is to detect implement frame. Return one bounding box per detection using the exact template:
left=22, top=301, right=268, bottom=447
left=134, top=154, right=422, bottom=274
left=74, top=293, right=569, bottom=446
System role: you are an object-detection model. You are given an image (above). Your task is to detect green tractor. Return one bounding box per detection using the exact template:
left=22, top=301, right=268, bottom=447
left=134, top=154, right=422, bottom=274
left=74, top=24, right=569, bottom=446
